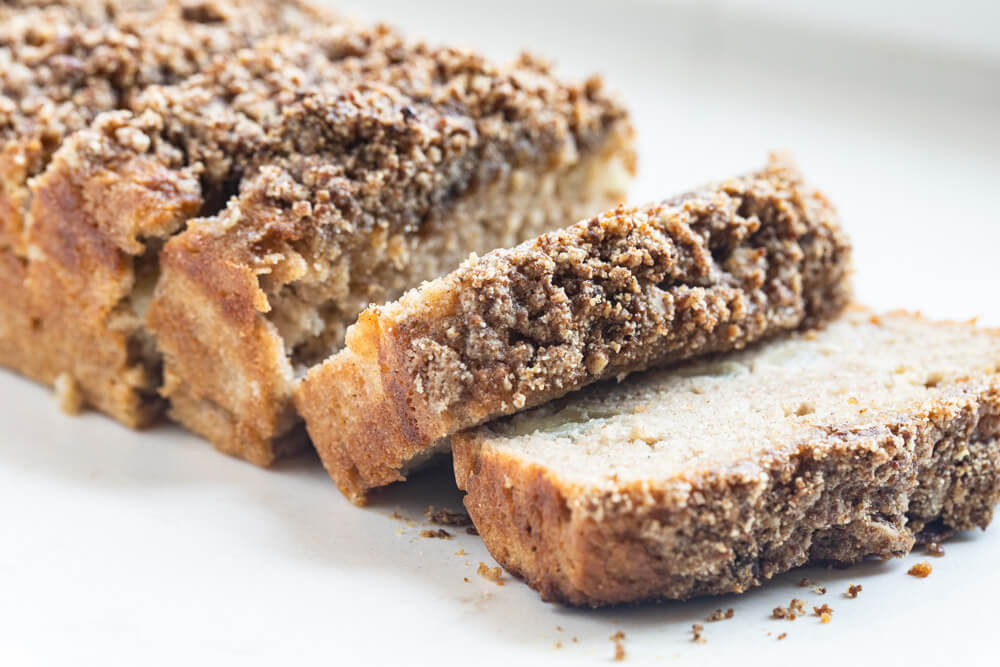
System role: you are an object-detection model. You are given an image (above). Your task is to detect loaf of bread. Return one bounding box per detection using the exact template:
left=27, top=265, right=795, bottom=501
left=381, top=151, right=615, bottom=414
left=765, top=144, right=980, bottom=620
left=453, top=309, right=1000, bottom=605
left=295, top=155, right=852, bottom=503
left=1, top=1, right=634, bottom=464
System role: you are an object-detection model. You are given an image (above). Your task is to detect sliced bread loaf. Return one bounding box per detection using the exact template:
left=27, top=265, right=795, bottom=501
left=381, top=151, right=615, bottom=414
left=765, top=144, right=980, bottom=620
left=296, top=156, right=852, bottom=503
left=453, top=309, right=1000, bottom=606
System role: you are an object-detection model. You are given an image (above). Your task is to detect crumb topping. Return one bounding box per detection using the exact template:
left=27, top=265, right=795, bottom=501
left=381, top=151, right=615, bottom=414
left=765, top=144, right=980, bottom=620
left=845, top=584, right=863, bottom=598
left=908, top=561, right=932, bottom=578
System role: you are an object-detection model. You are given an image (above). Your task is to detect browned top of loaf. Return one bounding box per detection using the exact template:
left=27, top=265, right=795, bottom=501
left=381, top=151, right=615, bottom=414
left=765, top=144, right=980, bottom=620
left=378, top=155, right=849, bottom=419
left=0, top=0, right=333, bottom=202
left=47, top=16, right=627, bottom=258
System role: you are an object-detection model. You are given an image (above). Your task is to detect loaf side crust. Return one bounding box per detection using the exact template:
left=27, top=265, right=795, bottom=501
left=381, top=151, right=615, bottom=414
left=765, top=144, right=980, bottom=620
left=298, top=155, right=853, bottom=502
left=454, top=369, right=1000, bottom=606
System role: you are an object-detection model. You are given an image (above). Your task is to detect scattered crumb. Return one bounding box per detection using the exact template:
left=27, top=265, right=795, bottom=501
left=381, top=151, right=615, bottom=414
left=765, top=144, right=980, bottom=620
left=925, top=542, right=946, bottom=557
left=610, top=631, right=626, bottom=660
left=690, top=624, right=705, bottom=644
left=556, top=626, right=563, bottom=632
left=772, top=598, right=807, bottom=620
left=572, top=637, right=579, bottom=644
left=777, top=633, right=787, bottom=641
left=706, top=608, right=734, bottom=622
left=425, top=506, right=473, bottom=526
left=477, top=562, right=504, bottom=585
left=420, top=529, right=452, bottom=539
left=466, top=525, right=479, bottom=536
left=813, top=603, right=833, bottom=623
left=798, top=578, right=826, bottom=594
left=554, top=641, right=562, bottom=649
left=395, top=527, right=404, bottom=535
left=390, top=511, right=405, bottom=521
left=845, top=584, right=863, bottom=599
left=908, top=561, right=932, bottom=578
left=463, top=577, right=469, bottom=583
left=454, top=549, right=466, bottom=556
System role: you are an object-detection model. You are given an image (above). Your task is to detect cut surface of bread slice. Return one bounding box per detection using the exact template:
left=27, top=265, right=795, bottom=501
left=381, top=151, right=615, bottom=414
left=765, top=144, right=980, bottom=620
left=296, top=156, right=852, bottom=503
left=452, top=309, right=1000, bottom=606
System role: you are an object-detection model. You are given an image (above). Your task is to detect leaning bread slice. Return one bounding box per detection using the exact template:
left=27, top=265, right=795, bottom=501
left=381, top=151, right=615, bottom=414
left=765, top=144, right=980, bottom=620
left=296, top=156, right=852, bottom=503
left=453, top=309, right=1000, bottom=606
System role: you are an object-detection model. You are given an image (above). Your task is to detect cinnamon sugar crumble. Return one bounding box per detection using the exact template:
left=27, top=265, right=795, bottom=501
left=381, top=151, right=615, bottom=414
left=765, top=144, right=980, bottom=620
left=845, top=584, right=863, bottom=598
left=419, top=528, right=452, bottom=539
left=706, top=608, right=734, bottom=622
left=908, top=561, right=932, bottom=578
left=777, top=633, right=787, bottom=641
left=798, top=577, right=826, bottom=594
left=772, top=598, right=807, bottom=620
left=477, top=562, right=504, bottom=585
left=425, top=506, right=473, bottom=527
left=813, top=604, right=833, bottom=623
left=690, top=624, right=705, bottom=644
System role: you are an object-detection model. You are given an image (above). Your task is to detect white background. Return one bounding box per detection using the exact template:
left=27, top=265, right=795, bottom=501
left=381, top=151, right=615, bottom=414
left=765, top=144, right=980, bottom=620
left=2, top=1, right=999, bottom=665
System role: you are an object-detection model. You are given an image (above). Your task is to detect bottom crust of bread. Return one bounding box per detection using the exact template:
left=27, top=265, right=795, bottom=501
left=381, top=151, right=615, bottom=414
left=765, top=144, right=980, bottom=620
left=454, top=380, right=1000, bottom=606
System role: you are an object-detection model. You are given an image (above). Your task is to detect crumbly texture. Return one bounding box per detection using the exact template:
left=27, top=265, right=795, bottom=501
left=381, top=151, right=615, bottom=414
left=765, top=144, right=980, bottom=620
left=297, top=155, right=852, bottom=503
left=908, top=561, right=932, bottom=578
left=846, top=584, right=863, bottom=599
left=706, top=608, right=734, bottom=622
left=425, top=506, right=474, bottom=527
left=453, top=309, right=1000, bottom=606
left=0, top=2, right=633, bottom=454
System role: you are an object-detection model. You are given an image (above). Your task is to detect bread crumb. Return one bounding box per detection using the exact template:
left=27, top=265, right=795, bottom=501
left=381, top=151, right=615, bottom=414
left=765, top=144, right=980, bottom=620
left=691, top=624, right=705, bottom=644
left=572, top=637, right=578, bottom=643
left=845, top=584, right=863, bottom=598
left=706, top=608, right=734, bottom=622
left=772, top=598, right=806, bottom=620
left=554, top=641, right=562, bottom=649
left=54, top=373, right=83, bottom=415
left=777, top=633, right=787, bottom=641
left=610, top=631, right=626, bottom=660
left=425, top=506, right=473, bottom=526
left=477, top=562, right=504, bottom=584
left=463, top=577, right=469, bottom=583
left=390, top=511, right=404, bottom=521
left=556, top=626, right=563, bottom=632
left=798, top=577, right=827, bottom=594
left=420, top=528, right=452, bottom=539
left=813, top=603, right=833, bottom=622
left=908, top=561, right=932, bottom=578
left=454, top=549, right=466, bottom=556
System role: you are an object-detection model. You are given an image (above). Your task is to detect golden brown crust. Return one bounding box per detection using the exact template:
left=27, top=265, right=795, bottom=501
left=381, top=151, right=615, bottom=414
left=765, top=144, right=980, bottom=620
left=454, top=374, right=1000, bottom=606
left=299, top=156, right=853, bottom=502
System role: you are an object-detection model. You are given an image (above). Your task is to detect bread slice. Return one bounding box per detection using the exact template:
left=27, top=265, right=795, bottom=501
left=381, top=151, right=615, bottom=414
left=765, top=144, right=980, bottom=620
left=452, top=309, right=1000, bottom=606
left=2, top=3, right=633, bottom=458
left=295, top=156, right=852, bottom=503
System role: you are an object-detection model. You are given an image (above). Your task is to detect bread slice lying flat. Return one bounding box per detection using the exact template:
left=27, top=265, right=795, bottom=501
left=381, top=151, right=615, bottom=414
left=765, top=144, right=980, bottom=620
left=296, top=156, right=853, bottom=503
left=453, top=309, right=1000, bottom=606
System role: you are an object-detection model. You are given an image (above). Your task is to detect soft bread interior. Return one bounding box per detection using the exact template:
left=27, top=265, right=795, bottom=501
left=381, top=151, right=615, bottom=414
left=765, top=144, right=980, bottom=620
left=478, top=309, right=1000, bottom=485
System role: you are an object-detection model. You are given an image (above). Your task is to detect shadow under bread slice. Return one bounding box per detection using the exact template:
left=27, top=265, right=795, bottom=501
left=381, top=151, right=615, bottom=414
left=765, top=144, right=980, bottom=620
left=295, top=154, right=853, bottom=504
left=453, top=308, right=1000, bottom=606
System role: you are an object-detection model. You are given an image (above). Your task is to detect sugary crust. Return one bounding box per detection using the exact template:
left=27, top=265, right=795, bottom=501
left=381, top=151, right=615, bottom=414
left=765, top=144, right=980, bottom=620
left=298, top=156, right=852, bottom=503
left=453, top=328, right=1000, bottom=606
